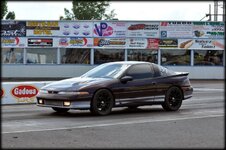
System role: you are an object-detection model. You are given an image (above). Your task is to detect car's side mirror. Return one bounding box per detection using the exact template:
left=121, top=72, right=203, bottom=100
left=120, top=76, right=133, bottom=83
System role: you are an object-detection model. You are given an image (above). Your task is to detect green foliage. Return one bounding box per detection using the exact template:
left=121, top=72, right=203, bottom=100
left=60, top=0, right=116, bottom=20
left=5, top=11, right=15, bottom=20
left=1, top=0, right=8, bottom=19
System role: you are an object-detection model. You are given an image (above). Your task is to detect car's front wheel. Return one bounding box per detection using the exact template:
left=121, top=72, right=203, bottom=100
left=90, top=89, right=114, bottom=116
left=52, top=107, right=70, bottom=113
left=162, top=86, right=183, bottom=111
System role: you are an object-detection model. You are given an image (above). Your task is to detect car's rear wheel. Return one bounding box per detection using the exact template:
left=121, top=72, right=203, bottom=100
left=162, top=86, right=183, bottom=111
left=52, top=107, right=70, bottom=113
left=90, top=89, right=114, bottom=116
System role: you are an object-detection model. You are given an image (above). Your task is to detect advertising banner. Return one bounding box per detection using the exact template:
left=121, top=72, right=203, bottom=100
left=58, top=37, right=93, bottom=48
left=1, top=21, right=26, bottom=37
left=59, top=21, right=93, bottom=37
left=93, top=22, right=127, bottom=37
left=93, top=38, right=126, bottom=48
left=127, top=22, right=160, bottom=38
left=178, top=39, right=224, bottom=50
left=160, top=21, right=193, bottom=38
left=27, top=38, right=57, bottom=47
left=26, top=21, right=60, bottom=36
left=127, top=38, right=159, bottom=49
left=1, top=81, right=52, bottom=104
left=1, top=37, right=26, bottom=47
left=159, top=39, right=178, bottom=48
left=192, top=22, right=224, bottom=38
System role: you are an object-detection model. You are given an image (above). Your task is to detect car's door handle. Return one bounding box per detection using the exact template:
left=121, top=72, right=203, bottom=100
left=152, top=82, right=156, bottom=85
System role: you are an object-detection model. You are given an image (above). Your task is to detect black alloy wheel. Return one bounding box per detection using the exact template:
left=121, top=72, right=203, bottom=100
left=52, top=107, right=70, bottom=113
left=162, top=86, right=183, bottom=111
left=90, top=89, right=114, bottom=116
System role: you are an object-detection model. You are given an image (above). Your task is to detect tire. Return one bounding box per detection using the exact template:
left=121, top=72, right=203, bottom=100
left=52, top=107, right=70, bottom=113
left=90, top=89, right=114, bottom=116
left=162, top=86, right=183, bottom=111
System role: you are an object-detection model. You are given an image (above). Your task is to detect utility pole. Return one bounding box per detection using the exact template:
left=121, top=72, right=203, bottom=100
left=208, top=4, right=211, bottom=21
left=223, top=1, right=225, bottom=21
left=214, top=0, right=218, bottom=21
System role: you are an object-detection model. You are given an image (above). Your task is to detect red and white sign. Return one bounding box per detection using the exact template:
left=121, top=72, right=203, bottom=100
left=1, top=37, right=26, bottom=47
left=1, top=88, right=5, bottom=98
left=127, top=38, right=159, bottom=49
left=127, top=22, right=160, bottom=38
left=11, top=85, right=39, bottom=103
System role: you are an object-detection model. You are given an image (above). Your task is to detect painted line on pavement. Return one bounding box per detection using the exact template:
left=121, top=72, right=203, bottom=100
left=2, top=114, right=223, bottom=134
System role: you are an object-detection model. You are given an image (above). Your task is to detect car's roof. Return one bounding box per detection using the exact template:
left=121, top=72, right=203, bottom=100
left=104, top=61, right=152, bottom=65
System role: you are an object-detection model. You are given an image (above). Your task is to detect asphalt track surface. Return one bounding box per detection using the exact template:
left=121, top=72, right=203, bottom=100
left=1, top=80, right=225, bottom=149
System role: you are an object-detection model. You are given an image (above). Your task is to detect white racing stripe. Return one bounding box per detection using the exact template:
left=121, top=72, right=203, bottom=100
left=2, top=114, right=223, bottom=134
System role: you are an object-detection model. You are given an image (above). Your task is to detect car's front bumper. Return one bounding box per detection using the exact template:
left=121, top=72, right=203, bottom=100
left=36, top=93, right=92, bottom=110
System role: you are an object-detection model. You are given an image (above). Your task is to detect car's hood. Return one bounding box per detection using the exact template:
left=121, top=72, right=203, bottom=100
left=41, top=77, right=112, bottom=91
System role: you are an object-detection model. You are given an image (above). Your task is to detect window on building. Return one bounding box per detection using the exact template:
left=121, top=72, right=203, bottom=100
left=1, top=48, right=24, bottom=64
left=127, top=49, right=158, bottom=64
left=61, top=48, right=90, bottom=64
left=161, top=49, right=191, bottom=66
left=26, top=48, right=57, bottom=64
left=94, top=49, right=124, bottom=64
left=194, top=50, right=223, bottom=66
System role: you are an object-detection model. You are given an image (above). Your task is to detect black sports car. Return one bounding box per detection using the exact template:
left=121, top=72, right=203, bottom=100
left=36, top=61, right=193, bottom=115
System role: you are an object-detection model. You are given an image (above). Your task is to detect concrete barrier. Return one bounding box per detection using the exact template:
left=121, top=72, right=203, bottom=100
left=1, top=81, right=53, bottom=105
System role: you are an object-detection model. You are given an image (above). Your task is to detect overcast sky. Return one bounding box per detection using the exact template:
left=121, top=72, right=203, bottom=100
left=7, top=1, right=224, bottom=21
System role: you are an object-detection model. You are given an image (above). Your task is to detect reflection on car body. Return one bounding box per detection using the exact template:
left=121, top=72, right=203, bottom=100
left=36, top=61, right=193, bottom=115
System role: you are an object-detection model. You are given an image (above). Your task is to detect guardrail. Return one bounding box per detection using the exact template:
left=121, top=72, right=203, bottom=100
left=1, top=81, right=53, bottom=105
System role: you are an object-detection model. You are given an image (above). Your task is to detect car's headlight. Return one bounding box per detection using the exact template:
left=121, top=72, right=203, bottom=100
left=58, top=91, right=89, bottom=95
left=38, top=89, right=48, bottom=94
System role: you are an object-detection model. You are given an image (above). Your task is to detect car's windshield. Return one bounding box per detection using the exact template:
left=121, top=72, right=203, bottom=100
left=81, top=63, right=131, bottom=79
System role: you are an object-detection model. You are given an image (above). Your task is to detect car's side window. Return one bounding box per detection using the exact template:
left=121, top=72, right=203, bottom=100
left=125, top=64, right=154, bottom=80
left=152, top=64, right=161, bottom=77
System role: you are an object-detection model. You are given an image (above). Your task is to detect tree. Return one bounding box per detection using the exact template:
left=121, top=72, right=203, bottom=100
left=60, top=0, right=116, bottom=20
left=5, top=11, right=15, bottom=20
left=1, top=0, right=8, bottom=19
left=1, top=0, right=16, bottom=20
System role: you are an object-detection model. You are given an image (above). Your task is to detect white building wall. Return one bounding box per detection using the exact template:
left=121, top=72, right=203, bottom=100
left=2, top=65, right=224, bottom=79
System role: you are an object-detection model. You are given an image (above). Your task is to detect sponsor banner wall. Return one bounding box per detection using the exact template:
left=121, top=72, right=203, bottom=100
left=26, top=21, right=60, bottom=36
left=59, top=21, right=93, bottom=37
left=1, top=37, right=26, bottom=47
left=160, top=21, right=193, bottom=38
left=178, top=39, right=224, bottom=50
left=1, top=21, right=26, bottom=37
left=27, top=37, right=58, bottom=47
left=1, top=82, right=52, bottom=104
left=127, top=22, right=160, bottom=38
left=58, top=37, right=93, bottom=48
left=193, top=22, right=224, bottom=39
left=127, top=38, right=159, bottom=49
left=1, top=20, right=224, bottom=50
left=93, top=38, right=126, bottom=48
left=93, top=22, right=127, bottom=37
